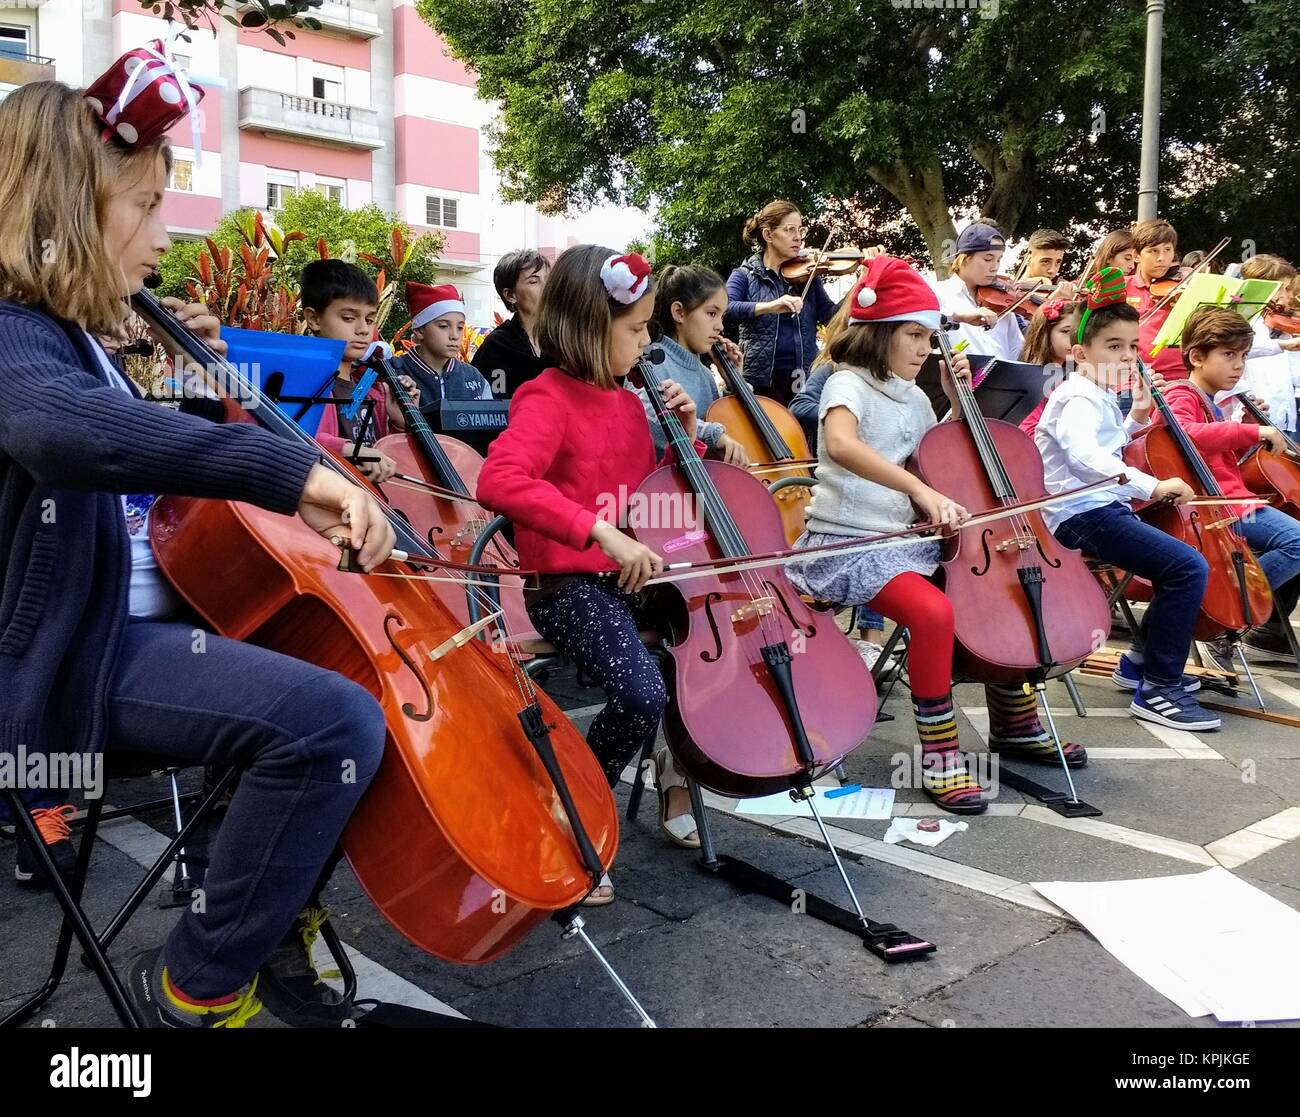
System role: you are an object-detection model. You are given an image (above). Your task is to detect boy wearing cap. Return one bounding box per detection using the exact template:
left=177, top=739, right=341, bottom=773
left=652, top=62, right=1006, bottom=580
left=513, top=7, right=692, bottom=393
left=394, top=281, right=494, bottom=432
left=931, top=222, right=1026, bottom=362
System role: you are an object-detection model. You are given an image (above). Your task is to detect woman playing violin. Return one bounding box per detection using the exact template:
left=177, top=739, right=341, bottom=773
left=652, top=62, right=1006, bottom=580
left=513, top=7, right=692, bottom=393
left=931, top=222, right=1026, bottom=362
left=724, top=201, right=838, bottom=407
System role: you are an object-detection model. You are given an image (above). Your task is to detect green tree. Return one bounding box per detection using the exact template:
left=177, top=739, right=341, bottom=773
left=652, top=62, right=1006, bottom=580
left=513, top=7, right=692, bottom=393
left=144, top=1, right=325, bottom=45
left=418, top=0, right=1296, bottom=274
left=157, top=191, right=445, bottom=339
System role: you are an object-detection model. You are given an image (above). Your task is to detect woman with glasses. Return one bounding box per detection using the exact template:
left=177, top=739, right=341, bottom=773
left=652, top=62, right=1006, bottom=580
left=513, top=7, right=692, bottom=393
left=724, top=201, right=839, bottom=406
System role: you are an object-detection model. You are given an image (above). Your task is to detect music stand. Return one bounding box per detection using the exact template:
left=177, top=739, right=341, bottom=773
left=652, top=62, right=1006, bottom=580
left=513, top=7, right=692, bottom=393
left=916, top=354, right=1055, bottom=425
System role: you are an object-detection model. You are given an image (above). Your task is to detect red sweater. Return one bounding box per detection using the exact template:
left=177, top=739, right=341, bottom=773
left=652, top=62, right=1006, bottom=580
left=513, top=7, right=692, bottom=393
left=476, top=367, right=700, bottom=574
left=1159, top=381, right=1260, bottom=507
left=1126, top=272, right=1186, bottom=380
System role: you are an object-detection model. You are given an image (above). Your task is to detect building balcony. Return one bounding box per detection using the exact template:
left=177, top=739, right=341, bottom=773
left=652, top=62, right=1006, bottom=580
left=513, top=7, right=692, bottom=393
left=0, top=53, right=55, bottom=93
left=238, top=87, right=384, bottom=151
left=238, top=0, right=381, bottom=40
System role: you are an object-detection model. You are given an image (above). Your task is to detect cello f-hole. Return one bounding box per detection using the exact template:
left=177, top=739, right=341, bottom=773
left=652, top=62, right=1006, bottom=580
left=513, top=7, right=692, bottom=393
left=970, top=529, right=995, bottom=576
left=700, top=592, right=726, bottom=663
left=1032, top=531, right=1063, bottom=570
left=384, top=613, right=435, bottom=722
left=763, top=579, right=815, bottom=638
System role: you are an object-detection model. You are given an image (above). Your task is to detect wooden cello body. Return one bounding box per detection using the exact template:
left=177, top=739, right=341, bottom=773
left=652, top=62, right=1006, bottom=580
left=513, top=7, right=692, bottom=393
left=705, top=343, right=814, bottom=545
left=635, top=356, right=876, bottom=798
left=909, top=332, right=1112, bottom=684
left=910, top=418, right=1113, bottom=683
left=135, top=292, right=617, bottom=967
left=1234, top=394, right=1300, bottom=522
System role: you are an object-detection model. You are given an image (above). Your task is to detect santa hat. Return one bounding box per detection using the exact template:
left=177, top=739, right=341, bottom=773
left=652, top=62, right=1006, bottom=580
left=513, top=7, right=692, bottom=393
left=407, top=281, right=465, bottom=329
left=847, top=256, right=941, bottom=331
left=600, top=252, right=653, bottom=305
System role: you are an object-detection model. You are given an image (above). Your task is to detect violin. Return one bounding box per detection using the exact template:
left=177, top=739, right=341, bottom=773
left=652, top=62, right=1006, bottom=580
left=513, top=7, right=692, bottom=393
left=778, top=249, right=871, bottom=284
left=1122, top=364, right=1273, bottom=639
left=1263, top=297, right=1300, bottom=337
left=132, top=290, right=619, bottom=965
left=704, top=342, right=815, bottom=545
left=369, top=357, right=537, bottom=642
left=1234, top=393, right=1300, bottom=521
left=632, top=349, right=876, bottom=798
left=908, top=332, right=1112, bottom=682
left=974, top=277, right=1050, bottom=322
left=1140, top=237, right=1232, bottom=323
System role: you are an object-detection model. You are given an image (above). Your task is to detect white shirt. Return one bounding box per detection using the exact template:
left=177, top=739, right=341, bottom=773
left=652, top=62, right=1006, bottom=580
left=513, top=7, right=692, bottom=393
left=1034, top=374, right=1159, bottom=533
left=805, top=366, right=936, bottom=536
left=1218, top=317, right=1299, bottom=433
left=83, top=332, right=181, bottom=620
left=931, top=274, right=1025, bottom=362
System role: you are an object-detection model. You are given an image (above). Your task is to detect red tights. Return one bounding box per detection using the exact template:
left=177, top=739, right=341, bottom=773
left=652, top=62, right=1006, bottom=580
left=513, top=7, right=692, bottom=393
left=865, top=572, right=954, bottom=699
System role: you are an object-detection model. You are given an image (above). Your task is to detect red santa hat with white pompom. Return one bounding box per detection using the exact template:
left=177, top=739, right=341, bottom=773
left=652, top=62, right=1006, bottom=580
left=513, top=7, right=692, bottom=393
left=847, top=255, right=941, bottom=331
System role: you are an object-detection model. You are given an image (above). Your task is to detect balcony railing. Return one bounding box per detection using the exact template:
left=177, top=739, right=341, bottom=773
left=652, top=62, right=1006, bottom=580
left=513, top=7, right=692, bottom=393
left=0, top=52, right=56, bottom=90
left=238, top=87, right=383, bottom=150
left=237, top=0, right=381, bottom=39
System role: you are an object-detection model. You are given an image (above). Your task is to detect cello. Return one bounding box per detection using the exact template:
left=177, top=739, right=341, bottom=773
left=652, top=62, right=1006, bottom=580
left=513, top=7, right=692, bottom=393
left=909, top=329, right=1113, bottom=685
left=130, top=292, right=638, bottom=1000
left=1122, top=364, right=1273, bottom=640
left=704, top=341, right=815, bottom=545
left=369, top=355, right=537, bottom=641
left=632, top=349, right=876, bottom=797
left=1234, top=393, right=1300, bottom=522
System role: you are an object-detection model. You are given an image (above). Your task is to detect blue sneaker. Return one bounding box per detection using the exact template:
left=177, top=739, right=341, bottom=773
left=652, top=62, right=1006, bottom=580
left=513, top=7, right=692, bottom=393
left=1131, top=684, right=1221, bottom=731
left=1111, top=653, right=1201, bottom=694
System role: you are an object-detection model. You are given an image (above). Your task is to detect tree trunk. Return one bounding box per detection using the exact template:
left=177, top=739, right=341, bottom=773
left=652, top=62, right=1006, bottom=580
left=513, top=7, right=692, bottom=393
left=972, top=142, right=1038, bottom=240
left=868, top=160, right=958, bottom=277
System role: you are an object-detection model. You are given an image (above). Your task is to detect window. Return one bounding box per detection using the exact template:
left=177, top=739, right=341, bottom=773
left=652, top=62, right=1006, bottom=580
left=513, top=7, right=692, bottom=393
left=311, top=76, right=342, bottom=103
left=0, top=26, right=30, bottom=60
left=169, top=158, right=194, bottom=192
left=314, top=177, right=346, bottom=207
left=425, top=195, right=458, bottom=229
left=266, top=170, right=298, bottom=212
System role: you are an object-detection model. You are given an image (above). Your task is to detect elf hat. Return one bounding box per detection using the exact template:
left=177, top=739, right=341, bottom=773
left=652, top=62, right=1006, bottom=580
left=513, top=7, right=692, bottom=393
left=847, top=256, right=941, bottom=331
left=1076, top=266, right=1128, bottom=342
left=407, top=282, right=465, bottom=329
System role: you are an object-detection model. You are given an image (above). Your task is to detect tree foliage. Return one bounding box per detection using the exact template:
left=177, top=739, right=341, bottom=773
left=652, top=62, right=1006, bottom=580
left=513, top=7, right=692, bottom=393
left=419, top=0, right=1298, bottom=275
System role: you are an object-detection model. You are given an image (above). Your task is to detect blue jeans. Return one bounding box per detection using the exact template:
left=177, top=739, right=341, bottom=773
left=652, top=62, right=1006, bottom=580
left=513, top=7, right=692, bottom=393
left=1235, top=505, right=1300, bottom=603
left=1055, top=502, right=1209, bottom=689
left=854, top=607, right=885, bottom=633
left=105, top=620, right=386, bottom=997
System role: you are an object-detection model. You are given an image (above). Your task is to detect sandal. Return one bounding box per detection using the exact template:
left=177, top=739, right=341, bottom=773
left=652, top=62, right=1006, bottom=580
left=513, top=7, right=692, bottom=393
left=581, top=872, right=615, bottom=907
left=654, top=745, right=700, bottom=849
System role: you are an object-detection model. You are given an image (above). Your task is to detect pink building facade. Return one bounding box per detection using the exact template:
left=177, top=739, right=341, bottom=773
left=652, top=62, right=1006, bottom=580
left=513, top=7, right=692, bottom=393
left=4, top=0, right=585, bottom=325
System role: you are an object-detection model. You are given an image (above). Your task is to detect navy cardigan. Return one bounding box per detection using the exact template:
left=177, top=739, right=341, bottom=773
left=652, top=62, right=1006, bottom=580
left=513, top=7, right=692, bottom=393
left=0, top=300, right=320, bottom=800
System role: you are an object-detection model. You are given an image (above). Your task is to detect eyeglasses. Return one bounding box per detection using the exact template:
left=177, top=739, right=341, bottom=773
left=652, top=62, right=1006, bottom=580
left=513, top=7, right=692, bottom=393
left=776, top=224, right=806, bottom=236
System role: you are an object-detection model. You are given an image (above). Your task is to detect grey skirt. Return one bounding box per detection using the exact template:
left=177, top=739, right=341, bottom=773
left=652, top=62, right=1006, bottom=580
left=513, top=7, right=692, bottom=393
left=786, top=529, right=940, bottom=606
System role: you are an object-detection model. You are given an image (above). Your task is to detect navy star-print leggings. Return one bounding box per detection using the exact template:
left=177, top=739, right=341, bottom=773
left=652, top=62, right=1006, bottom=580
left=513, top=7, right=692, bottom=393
left=528, top=576, right=668, bottom=787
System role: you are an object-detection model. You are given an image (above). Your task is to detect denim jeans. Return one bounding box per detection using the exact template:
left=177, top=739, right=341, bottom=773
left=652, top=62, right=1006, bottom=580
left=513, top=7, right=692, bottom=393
left=1235, top=505, right=1300, bottom=603
left=105, top=620, right=386, bottom=997
left=1055, top=502, right=1209, bottom=688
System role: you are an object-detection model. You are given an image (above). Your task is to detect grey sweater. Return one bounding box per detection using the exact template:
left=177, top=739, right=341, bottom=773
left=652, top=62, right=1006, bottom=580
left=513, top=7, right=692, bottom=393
left=634, top=336, right=727, bottom=457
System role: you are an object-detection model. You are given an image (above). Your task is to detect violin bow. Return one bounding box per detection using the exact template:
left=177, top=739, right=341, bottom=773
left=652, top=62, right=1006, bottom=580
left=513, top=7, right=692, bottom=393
left=991, top=278, right=1050, bottom=326
left=1140, top=236, right=1233, bottom=324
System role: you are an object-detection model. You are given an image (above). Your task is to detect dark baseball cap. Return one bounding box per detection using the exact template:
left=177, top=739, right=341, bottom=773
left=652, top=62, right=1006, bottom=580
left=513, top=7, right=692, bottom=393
left=955, top=223, right=1007, bottom=255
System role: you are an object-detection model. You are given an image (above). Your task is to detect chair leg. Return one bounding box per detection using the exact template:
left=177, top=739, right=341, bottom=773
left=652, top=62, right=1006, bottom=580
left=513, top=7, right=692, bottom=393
left=624, top=732, right=657, bottom=823
left=1, top=791, right=141, bottom=1028
left=97, top=768, right=238, bottom=953
left=1062, top=670, right=1088, bottom=717
left=318, top=912, right=358, bottom=1003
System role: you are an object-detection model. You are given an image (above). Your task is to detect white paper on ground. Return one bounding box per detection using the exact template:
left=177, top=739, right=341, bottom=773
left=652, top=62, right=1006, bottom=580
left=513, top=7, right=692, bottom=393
left=883, top=817, right=968, bottom=847
left=733, top=784, right=895, bottom=820
left=1033, top=867, right=1300, bottom=1023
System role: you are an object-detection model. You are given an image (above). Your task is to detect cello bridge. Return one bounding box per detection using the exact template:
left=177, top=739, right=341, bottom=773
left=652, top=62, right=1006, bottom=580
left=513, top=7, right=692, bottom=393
left=732, top=597, right=776, bottom=623
left=995, top=534, right=1036, bottom=553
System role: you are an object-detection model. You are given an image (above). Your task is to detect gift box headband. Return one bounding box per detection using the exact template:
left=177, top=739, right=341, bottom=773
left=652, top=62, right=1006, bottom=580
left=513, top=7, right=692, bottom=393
left=82, top=27, right=226, bottom=165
